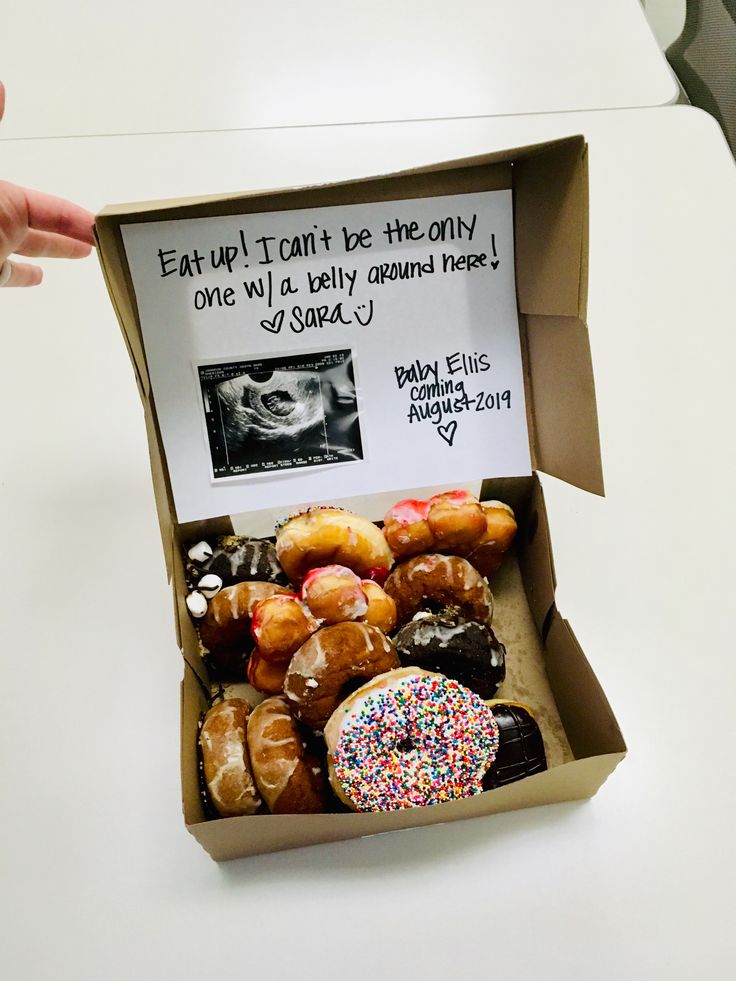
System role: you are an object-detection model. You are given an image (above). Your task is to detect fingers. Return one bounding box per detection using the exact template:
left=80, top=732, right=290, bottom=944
left=13, top=227, right=93, bottom=259
left=0, top=259, right=44, bottom=288
left=0, top=81, right=5, bottom=122
left=22, top=185, right=95, bottom=246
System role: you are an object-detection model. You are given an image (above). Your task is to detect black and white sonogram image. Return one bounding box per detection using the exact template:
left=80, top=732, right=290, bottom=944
left=198, top=349, right=363, bottom=478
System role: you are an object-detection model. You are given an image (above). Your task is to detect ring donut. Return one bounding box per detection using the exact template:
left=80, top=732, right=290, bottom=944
left=283, top=621, right=400, bottom=731
left=247, top=695, right=327, bottom=813
left=383, top=554, right=493, bottom=628
left=324, top=668, right=500, bottom=811
left=275, top=507, right=394, bottom=585
left=199, top=699, right=261, bottom=817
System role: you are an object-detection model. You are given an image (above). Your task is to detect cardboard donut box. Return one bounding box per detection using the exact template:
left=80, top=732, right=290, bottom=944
left=96, top=135, right=626, bottom=861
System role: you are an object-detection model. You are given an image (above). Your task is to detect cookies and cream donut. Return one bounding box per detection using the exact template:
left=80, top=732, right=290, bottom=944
left=393, top=611, right=506, bottom=698
left=199, top=698, right=261, bottom=817
left=383, top=490, right=487, bottom=559
left=283, top=621, right=400, bottom=731
left=247, top=695, right=327, bottom=814
left=187, top=535, right=288, bottom=587
left=275, top=507, right=394, bottom=585
left=324, top=668, right=500, bottom=812
left=383, top=553, right=494, bottom=629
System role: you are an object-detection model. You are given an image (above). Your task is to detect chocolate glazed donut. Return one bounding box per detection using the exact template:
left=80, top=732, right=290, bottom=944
left=384, top=554, right=494, bottom=629
left=283, top=622, right=400, bottom=731
left=393, top=612, right=506, bottom=699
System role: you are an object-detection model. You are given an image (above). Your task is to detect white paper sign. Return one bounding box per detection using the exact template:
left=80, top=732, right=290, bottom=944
left=122, top=190, right=531, bottom=523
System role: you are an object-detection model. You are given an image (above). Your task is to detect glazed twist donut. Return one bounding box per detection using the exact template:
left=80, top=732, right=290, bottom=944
left=283, top=621, right=400, bottom=731
left=383, top=553, right=494, bottom=628
left=324, top=668, right=500, bottom=811
left=275, top=507, right=394, bottom=584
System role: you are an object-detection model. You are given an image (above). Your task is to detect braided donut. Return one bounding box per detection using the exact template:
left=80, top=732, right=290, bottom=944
left=458, top=501, right=518, bottom=578
left=324, top=668, right=500, bottom=811
left=199, top=699, right=261, bottom=817
left=383, top=554, right=494, bottom=628
left=275, top=507, right=394, bottom=585
left=283, top=622, right=400, bottom=731
left=247, top=695, right=327, bottom=814
left=383, top=491, right=487, bottom=559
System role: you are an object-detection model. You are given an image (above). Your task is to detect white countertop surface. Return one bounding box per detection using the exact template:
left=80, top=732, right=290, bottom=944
left=1, top=106, right=734, bottom=979
left=0, top=0, right=677, bottom=138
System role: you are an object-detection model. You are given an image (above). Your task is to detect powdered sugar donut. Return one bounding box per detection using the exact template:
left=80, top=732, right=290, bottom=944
left=324, top=668, right=500, bottom=811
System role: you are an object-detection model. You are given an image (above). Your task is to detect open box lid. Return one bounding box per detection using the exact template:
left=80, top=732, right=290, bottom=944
left=95, top=135, right=602, bottom=535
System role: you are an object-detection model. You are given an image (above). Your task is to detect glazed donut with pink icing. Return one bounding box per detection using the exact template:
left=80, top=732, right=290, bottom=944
left=324, top=668, right=500, bottom=811
left=382, top=490, right=487, bottom=559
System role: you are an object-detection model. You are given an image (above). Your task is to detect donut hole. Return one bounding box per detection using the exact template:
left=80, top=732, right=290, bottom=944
left=396, top=736, right=415, bottom=753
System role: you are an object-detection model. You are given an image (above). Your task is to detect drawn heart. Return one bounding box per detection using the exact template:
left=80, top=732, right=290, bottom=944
left=490, top=260, right=500, bottom=270
left=260, top=310, right=285, bottom=334
left=437, top=421, right=458, bottom=447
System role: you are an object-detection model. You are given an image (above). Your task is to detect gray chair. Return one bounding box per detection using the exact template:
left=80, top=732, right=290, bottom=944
left=666, top=0, right=736, bottom=154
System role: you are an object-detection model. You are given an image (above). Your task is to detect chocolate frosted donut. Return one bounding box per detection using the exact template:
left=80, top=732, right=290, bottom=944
left=188, top=535, right=289, bottom=587
left=393, top=612, right=506, bottom=698
left=483, top=701, right=547, bottom=789
left=384, top=553, right=494, bottom=629
left=283, top=622, right=400, bottom=731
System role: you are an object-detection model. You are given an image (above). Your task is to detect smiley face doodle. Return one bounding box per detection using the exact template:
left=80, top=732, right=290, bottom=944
left=216, top=369, right=325, bottom=445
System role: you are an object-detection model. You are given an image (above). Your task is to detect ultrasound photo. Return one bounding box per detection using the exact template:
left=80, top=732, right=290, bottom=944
left=198, top=349, right=363, bottom=479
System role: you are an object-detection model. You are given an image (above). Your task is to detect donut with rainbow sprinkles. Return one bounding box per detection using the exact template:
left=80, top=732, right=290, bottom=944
left=324, top=668, right=500, bottom=812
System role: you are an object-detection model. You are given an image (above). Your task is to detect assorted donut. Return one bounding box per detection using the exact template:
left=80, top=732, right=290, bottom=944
left=189, top=491, right=549, bottom=817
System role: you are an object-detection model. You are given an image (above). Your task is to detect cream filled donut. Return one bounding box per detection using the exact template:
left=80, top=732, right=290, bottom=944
left=275, top=507, right=394, bottom=584
left=324, top=668, right=500, bottom=812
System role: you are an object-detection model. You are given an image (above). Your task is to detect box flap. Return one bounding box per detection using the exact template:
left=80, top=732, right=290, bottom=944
left=96, top=135, right=602, bottom=528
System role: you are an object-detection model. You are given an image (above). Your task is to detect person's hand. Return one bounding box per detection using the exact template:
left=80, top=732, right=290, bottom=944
left=0, top=81, right=95, bottom=287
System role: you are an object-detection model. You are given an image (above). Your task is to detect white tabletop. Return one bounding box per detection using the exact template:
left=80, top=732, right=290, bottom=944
left=1, top=106, right=734, bottom=978
left=0, top=0, right=677, bottom=139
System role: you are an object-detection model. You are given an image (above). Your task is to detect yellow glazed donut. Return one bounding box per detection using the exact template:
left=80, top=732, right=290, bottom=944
left=275, top=507, right=394, bottom=585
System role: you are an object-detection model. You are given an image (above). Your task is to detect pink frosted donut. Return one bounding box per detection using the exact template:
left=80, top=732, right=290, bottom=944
left=324, top=668, right=500, bottom=811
